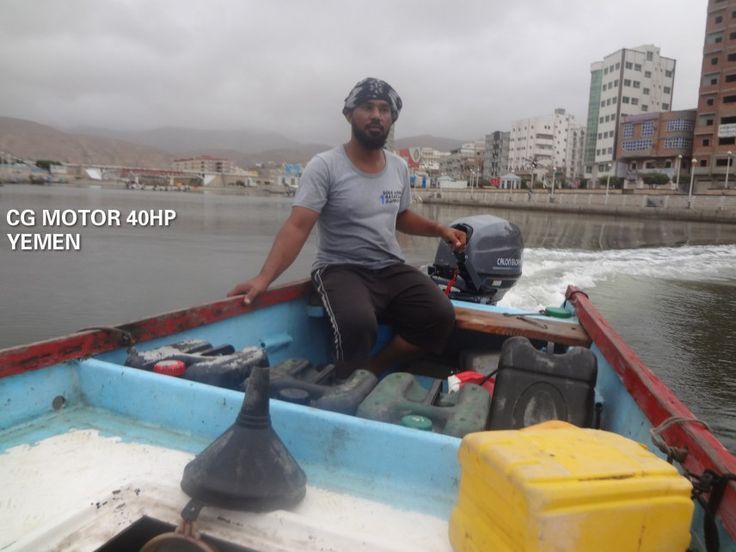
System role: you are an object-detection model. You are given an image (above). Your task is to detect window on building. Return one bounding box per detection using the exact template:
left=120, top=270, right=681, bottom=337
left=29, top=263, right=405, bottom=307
left=643, top=87, right=650, bottom=95
left=641, top=121, right=655, bottom=136
left=607, top=98, right=611, bottom=105
left=622, top=96, right=630, bottom=103
left=624, top=79, right=631, bottom=86
left=716, top=15, right=723, bottom=23
left=647, top=52, right=653, bottom=61
left=608, top=147, right=613, bottom=154
left=623, top=123, right=634, bottom=138
left=615, top=62, right=620, bottom=69
left=725, top=95, right=736, bottom=103
left=663, top=103, right=670, bottom=110
left=731, top=31, right=736, bottom=39
left=713, top=57, right=720, bottom=65
left=665, top=70, right=673, bottom=77
left=601, top=100, right=605, bottom=108
left=599, top=116, right=604, bottom=123
left=633, top=81, right=641, bottom=88
left=700, top=160, right=707, bottom=167
left=727, top=74, right=736, bottom=83
left=605, top=115, right=610, bottom=121
left=663, top=86, right=671, bottom=93
left=625, top=62, right=633, bottom=69
left=641, top=105, right=648, bottom=112
left=604, top=67, right=609, bottom=74
left=667, top=119, right=694, bottom=132
left=631, top=98, right=639, bottom=105
left=716, top=36, right=724, bottom=43
left=719, top=137, right=736, bottom=145
left=634, top=64, right=642, bottom=71
left=707, top=118, right=714, bottom=126
left=598, top=133, right=602, bottom=139
left=728, top=53, right=736, bottom=61
left=711, top=77, right=719, bottom=85
left=732, top=9, right=736, bottom=16
left=622, top=139, right=653, bottom=151
left=612, top=96, right=617, bottom=103
left=703, top=138, right=710, bottom=146
left=645, top=70, right=652, bottom=78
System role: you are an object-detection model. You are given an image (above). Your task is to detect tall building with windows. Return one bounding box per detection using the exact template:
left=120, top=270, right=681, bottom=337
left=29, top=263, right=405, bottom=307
left=693, top=0, right=736, bottom=187
left=584, top=45, right=676, bottom=184
left=482, top=131, right=510, bottom=179
left=508, top=108, right=584, bottom=182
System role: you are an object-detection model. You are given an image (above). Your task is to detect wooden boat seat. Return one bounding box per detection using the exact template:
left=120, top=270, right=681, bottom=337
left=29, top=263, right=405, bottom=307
left=453, top=307, right=591, bottom=348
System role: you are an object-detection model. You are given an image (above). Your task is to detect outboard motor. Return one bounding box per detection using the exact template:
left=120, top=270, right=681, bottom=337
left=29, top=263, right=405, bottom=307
left=428, top=214, right=523, bottom=304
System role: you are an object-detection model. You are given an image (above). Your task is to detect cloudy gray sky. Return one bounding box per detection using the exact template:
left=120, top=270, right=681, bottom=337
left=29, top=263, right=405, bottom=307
left=1, top=0, right=707, bottom=144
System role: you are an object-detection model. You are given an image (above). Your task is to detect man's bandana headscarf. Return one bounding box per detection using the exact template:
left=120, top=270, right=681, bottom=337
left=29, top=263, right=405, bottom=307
left=343, top=78, right=403, bottom=121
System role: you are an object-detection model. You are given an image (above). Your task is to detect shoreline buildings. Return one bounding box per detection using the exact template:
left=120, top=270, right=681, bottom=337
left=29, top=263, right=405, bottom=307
left=584, top=45, right=676, bottom=184
left=508, top=108, right=585, bottom=184
left=693, top=0, right=736, bottom=188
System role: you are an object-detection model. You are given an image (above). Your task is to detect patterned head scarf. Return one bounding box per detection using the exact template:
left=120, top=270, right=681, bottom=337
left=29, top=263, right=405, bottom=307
left=343, top=78, right=403, bottom=121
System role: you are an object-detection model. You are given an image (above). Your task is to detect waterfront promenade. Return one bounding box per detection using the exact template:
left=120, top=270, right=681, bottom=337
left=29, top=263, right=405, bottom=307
left=414, top=188, right=736, bottom=223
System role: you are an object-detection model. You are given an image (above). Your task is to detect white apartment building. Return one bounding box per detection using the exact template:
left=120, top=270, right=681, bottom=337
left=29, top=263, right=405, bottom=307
left=509, top=108, right=584, bottom=181
left=584, top=44, right=676, bottom=182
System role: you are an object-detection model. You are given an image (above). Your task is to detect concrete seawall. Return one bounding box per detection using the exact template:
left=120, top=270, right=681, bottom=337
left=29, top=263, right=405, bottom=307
left=414, top=188, right=736, bottom=224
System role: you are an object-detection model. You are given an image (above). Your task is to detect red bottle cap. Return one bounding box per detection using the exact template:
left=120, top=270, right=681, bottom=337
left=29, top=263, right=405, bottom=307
left=153, top=359, right=186, bottom=377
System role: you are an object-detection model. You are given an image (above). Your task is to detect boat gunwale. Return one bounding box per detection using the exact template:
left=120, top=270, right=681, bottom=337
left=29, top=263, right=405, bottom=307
left=0, top=279, right=313, bottom=378
left=566, top=285, right=736, bottom=541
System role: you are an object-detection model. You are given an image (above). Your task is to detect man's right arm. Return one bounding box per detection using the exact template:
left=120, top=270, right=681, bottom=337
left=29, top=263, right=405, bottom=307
left=227, top=206, right=319, bottom=304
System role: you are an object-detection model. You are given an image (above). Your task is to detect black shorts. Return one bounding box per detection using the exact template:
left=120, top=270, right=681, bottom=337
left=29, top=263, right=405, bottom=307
left=311, top=263, right=455, bottom=368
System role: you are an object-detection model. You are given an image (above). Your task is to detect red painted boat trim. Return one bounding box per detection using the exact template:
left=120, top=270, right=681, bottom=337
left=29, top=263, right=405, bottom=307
left=0, top=280, right=313, bottom=379
left=566, top=285, right=736, bottom=539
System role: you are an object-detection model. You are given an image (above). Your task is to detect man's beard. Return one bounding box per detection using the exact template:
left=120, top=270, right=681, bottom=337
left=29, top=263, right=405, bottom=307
left=352, top=119, right=389, bottom=150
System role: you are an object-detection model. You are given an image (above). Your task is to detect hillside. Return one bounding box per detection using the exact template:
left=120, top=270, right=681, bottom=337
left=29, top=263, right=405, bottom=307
left=72, top=125, right=303, bottom=155
left=0, top=117, right=331, bottom=169
left=0, top=117, right=175, bottom=168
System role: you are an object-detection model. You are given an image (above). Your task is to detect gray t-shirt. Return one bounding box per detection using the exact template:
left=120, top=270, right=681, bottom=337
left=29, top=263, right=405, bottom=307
left=293, top=145, right=411, bottom=270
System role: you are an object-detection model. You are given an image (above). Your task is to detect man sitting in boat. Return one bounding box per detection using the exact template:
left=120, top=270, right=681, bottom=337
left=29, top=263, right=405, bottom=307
left=228, top=77, right=466, bottom=377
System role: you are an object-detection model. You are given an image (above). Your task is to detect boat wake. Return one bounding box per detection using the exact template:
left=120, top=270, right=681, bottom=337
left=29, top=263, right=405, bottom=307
left=503, top=244, right=736, bottom=309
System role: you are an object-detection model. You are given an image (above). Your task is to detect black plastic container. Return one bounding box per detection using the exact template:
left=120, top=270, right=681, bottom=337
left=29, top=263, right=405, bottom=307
left=268, top=359, right=378, bottom=415
left=488, top=336, right=597, bottom=430
left=125, top=340, right=268, bottom=391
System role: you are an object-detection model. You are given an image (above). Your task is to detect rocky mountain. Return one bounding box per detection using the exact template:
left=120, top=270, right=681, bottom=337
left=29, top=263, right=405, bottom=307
left=0, top=117, right=174, bottom=168
left=1, top=116, right=331, bottom=169
left=72, top=125, right=303, bottom=155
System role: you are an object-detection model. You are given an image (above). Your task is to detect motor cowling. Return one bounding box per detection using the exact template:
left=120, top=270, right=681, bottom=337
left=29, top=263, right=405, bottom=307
left=428, top=215, right=523, bottom=304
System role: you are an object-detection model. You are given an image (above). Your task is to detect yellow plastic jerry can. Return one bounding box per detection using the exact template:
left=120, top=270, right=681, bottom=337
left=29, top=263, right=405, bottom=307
left=449, top=421, right=693, bottom=551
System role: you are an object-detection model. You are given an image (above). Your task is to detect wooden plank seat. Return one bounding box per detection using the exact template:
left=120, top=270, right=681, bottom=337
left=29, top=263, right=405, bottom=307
left=454, top=307, right=591, bottom=348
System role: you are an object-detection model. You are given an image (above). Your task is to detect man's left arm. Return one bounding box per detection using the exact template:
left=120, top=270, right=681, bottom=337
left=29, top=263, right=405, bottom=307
left=396, top=209, right=466, bottom=252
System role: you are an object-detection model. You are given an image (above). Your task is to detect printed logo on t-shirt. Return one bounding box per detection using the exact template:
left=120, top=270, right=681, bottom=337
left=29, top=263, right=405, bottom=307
left=380, top=190, right=402, bottom=205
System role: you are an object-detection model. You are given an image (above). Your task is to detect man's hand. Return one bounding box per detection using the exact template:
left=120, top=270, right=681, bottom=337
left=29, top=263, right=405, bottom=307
left=227, top=274, right=269, bottom=305
left=438, top=225, right=467, bottom=252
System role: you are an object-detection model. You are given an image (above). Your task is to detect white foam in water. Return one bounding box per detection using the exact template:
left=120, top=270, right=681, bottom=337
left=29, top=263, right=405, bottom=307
left=501, top=244, right=736, bottom=310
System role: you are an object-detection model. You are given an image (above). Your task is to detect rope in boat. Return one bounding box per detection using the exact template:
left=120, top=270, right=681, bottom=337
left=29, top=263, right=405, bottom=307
left=651, top=416, right=736, bottom=552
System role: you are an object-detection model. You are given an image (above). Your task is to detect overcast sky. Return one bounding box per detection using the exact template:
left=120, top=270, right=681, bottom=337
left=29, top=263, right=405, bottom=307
left=0, top=0, right=707, bottom=144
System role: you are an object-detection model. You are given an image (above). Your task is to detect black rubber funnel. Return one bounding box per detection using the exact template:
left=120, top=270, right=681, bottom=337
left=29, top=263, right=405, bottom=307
left=180, top=366, right=307, bottom=511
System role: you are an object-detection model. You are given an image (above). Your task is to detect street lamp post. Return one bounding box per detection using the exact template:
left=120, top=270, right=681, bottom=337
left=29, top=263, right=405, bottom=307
left=688, top=158, right=697, bottom=209
left=551, top=166, right=556, bottom=198
left=726, top=151, right=733, bottom=190
left=605, top=163, right=612, bottom=205
left=676, top=154, right=682, bottom=191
